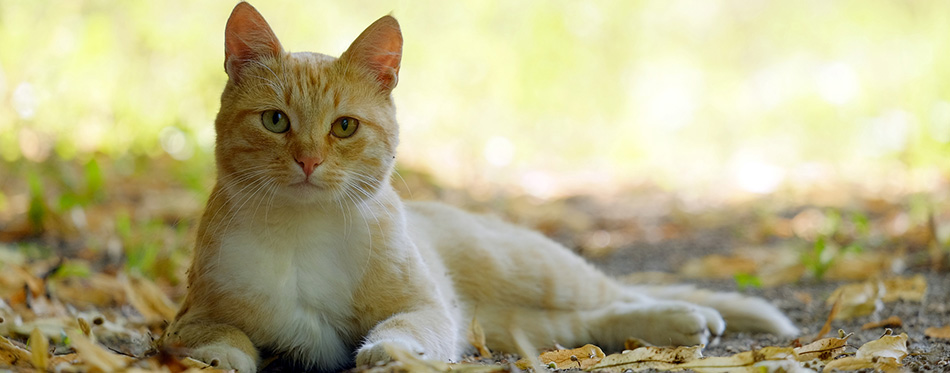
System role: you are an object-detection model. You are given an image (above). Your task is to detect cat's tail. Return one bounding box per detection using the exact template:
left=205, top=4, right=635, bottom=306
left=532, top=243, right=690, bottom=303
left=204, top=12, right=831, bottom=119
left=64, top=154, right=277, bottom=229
left=623, top=284, right=799, bottom=337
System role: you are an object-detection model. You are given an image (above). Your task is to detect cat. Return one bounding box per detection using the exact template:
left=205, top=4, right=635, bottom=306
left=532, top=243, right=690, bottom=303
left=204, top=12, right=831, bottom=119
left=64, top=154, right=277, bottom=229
left=160, top=2, right=798, bottom=372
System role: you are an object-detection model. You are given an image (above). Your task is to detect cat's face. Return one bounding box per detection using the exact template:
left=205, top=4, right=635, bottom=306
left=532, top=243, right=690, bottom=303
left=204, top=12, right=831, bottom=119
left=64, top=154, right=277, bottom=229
left=213, top=3, right=402, bottom=207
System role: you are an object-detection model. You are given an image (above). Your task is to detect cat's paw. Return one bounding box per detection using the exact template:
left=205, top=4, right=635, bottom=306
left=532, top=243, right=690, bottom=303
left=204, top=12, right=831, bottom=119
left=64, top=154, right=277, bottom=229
left=605, top=301, right=725, bottom=347
left=190, top=342, right=257, bottom=372
left=355, top=339, right=426, bottom=367
left=647, top=302, right=724, bottom=346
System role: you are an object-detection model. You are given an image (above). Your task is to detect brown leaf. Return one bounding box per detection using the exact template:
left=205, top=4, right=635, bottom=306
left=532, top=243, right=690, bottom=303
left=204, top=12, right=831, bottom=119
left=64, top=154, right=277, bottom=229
left=679, top=254, right=758, bottom=279
left=123, top=273, right=177, bottom=325
left=677, top=347, right=797, bottom=372
left=67, top=329, right=133, bottom=372
left=855, top=330, right=908, bottom=361
left=624, top=337, right=652, bottom=350
left=590, top=345, right=702, bottom=372
left=0, top=335, right=32, bottom=368
left=466, top=314, right=491, bottom=358
left=538, top=344, right=605, bottom=370
left=925, top=325, right=950, bottom=340
left=794, top=332, right=850, bottom=363
left=823, top=356, right=903, bottom=373
left=814, top=294, right=842, bottom=340
left=862, top=316, right=903, bottom=330
left=824, top=330, right=909, bottom=372
left=881, top=274, right=926, bottom=302
left=29, top=327, right=49, bottom=370
left=827, top=281, right=882, bottom=320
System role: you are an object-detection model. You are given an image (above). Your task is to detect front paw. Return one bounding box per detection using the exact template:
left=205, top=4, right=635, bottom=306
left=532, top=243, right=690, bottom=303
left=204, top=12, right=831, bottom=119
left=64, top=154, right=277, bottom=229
left=355, top=339, right=426, bottom=367
left=191, top=342, right=258, bottom=372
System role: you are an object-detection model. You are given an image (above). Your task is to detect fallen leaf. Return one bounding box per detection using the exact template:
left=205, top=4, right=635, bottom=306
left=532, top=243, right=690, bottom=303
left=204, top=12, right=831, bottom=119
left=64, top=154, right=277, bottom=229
left=589, top=345, right=703, bottom=372
left=925, top=325, right=950, bottom=339
left=677, top=347, right=797, bottom=372
left=794, top=332, right=850, bottom=363
left=0, top=335, right=31, bottom=368
left=881, top=274, right=926, bottom=302
left=624, top=337, right=652, bottom=350
left=822, top=356, right=902, bottom=373
left=67, top=329, right=133, bottom=372
left=29, top=327, right=49, bottom=370
left=827, top=281, right=883, bottom=320
left=814, top=294, right=842, bottom=339
left=856, top=330, right=908, bottom=361
left=862, top=316, right=903, bottom=330
left=538, top=344, right=604, bottom=370
left=680, top=254, right=758, bottom=279
left=123, top=274, right=177, bottom=325
left=823, top=330, right=908, bottom=373
left=466, top=314, right=491, bottom=358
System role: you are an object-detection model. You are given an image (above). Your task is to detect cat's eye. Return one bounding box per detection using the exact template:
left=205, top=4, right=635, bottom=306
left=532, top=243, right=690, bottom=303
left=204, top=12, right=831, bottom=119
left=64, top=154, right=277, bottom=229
left=261, top=110, right=290, bottom=133
left=330, top=117, right=360, bottom=138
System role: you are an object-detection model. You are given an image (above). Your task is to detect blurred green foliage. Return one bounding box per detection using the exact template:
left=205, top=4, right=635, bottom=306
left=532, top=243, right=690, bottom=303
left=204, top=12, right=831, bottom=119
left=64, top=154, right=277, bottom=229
left=1, top=0, right=948, bottom=193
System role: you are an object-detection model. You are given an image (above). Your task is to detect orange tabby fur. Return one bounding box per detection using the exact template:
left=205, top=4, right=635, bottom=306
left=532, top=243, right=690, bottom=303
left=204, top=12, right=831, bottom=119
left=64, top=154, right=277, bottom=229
left=161, top=3, right=797, bottom=371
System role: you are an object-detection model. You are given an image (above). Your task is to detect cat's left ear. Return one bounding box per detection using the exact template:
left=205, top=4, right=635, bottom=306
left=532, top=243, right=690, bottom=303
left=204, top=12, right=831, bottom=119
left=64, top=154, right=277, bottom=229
left=340, top=15, right=403, bottom=91
left=224, top=2, right=283, bottom=81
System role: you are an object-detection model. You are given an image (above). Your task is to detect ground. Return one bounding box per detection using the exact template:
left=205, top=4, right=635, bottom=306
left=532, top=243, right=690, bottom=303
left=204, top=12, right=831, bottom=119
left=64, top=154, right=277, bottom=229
left=0, top=160, right=948, bottom=372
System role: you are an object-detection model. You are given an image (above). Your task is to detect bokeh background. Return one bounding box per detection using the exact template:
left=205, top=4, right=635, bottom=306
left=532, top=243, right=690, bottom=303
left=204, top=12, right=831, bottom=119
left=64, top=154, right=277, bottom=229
left=1, top=1, right=949, bottom=280
left=3, top=0, right=949, bottom=195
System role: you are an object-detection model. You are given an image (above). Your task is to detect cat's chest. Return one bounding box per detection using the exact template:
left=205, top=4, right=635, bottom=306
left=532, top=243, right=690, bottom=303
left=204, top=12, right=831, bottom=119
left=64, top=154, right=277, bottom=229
left=212, top=215, right=373, bottom=352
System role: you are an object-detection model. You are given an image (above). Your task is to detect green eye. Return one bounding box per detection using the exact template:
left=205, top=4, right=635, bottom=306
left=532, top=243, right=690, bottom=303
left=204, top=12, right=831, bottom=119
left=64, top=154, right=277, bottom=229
left=261, top=110, right=290, bottom=133
left=330, top=117, right=360, bottom=138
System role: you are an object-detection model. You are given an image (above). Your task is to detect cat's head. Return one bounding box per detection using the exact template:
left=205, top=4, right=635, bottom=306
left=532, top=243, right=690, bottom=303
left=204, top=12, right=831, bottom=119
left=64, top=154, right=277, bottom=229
left=213, top=2, right=402, bottom=208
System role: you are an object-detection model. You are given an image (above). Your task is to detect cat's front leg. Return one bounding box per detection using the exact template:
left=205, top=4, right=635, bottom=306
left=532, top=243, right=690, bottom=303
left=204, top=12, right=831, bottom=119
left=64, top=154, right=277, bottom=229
left=355, top=307, right=459, bottom=366
left=163, top=319, right=259, bottom=372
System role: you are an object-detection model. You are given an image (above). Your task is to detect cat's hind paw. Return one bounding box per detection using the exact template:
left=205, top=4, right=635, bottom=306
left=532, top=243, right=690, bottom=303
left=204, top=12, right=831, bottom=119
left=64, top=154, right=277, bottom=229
left=190, top=342, right=258, bottom=372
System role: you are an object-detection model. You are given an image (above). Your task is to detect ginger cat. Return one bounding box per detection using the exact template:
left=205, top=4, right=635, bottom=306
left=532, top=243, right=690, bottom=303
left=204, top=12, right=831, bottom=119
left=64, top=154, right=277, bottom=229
left=161, top=3, right=797, bottom=371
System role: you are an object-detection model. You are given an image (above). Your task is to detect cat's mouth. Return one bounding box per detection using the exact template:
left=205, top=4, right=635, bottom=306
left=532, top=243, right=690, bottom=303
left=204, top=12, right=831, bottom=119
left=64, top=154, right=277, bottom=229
left=289, top=180, right=327, bottom=191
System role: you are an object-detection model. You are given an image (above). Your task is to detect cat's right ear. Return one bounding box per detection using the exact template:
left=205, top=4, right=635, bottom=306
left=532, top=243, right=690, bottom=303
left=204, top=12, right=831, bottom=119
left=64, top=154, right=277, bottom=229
left=224, top=2, right=282, bottom=80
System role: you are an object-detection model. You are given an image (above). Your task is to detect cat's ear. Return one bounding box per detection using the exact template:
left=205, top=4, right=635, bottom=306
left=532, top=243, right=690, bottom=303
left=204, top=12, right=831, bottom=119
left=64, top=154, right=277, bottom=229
left=224, top=2, right=283, bottom=80
left=340, top=15, right=403, bottom=91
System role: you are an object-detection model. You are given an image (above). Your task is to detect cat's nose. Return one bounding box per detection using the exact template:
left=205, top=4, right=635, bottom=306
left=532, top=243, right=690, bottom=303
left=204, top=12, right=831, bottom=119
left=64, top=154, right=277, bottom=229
left=295, top=155, right=323, bottom=177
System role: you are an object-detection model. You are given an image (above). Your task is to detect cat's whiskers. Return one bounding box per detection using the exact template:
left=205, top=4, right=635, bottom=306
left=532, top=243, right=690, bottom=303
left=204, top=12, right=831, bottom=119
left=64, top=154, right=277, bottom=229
left=393, top=169, right=413, bottom=199
left=201, top=166, right=275, bottom=242
left=218, top=173, right=277, bottom=242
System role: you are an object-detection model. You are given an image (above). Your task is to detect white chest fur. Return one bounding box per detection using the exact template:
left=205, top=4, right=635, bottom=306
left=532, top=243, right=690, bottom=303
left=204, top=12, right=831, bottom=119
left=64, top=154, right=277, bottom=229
left=210, top=210, right=374, bottom=368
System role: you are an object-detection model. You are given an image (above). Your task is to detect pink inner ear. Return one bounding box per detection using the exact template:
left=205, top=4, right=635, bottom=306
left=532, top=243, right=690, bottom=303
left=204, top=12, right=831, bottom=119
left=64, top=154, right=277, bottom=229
left=224, top=2, right=282, bottom=77
left=342, top=16, right=403, bottom=91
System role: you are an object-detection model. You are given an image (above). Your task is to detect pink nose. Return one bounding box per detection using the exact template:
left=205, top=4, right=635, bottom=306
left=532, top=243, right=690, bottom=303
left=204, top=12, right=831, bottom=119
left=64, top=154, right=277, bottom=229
left=295, top=155, right=323, bottom=177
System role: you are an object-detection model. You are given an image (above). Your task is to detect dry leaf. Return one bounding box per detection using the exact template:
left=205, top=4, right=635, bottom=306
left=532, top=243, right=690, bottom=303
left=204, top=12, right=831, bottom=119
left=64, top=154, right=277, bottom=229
left=29, top=327, right=49, bottom=370
left=823, top=356, right=902, bottom=372
left=466, top=314, right=491, bottom=358
left=67, top=329, right=133, bottom=372
left=925, top=325, right=950, bottom=339
left=881, top=274, right=926, bottom=302
left=624, top=337, right=652, bottom=350
left=794, top=332, right=850, bottom=363
left=824, top=330, right=908, bottom=372
left=680, top=254, right=758, bottom=279
left=538, top=344, right=604, bottom=370
left=677, top=346, right=797, bottom=372
left=590, top=345, right=703, bottom=372
left=862, top=316, right=903, bottom=330
left=123, top=274, right=177, bottom=325
left=827, top=281, right=882, bottom=320
left=0, top=335, right=32, bottom=368
left=855, top=330, right=908, bottom=361
left=814, top=294, right=842, bottom=339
